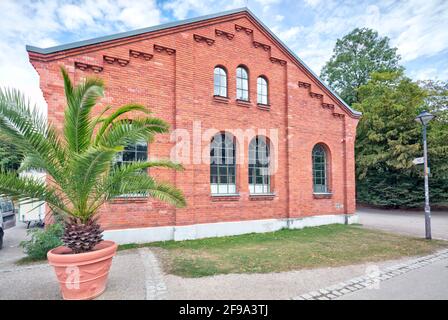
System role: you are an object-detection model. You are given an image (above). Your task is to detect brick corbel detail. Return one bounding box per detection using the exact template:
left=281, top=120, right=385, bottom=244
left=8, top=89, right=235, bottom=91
left=235, top=24, right=253, bottom=35
left=269, top=57, right=287, bottom=66
left=74, top=62, right=103, bottom=73
left=309, top=92, right=323, bottom=99
left=215, top=29, right=234, bottom=40
left=298, top=81, right=311, bottom=89
left=153, top=44, right=176, bottom=55
left=253, top=41, right=271, bottom=51
left=322, top=103, right=335, bottom=110
left=332, top=112, right=345, bottom=119
left=103, top=55, right=129, bottom=66
left=129, top=49, right=153, bottom=61
left=193, top=34, right=215, bottom=45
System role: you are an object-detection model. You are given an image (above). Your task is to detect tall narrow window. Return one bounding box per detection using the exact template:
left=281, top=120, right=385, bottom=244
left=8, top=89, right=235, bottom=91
left=312, top=144, right=329, bottom=193
left=249, top=136, right=271, bottom=194
left=210, top=133, right=236, bottom=194
left=236, top=66, right=249, bottom=101
left=214, top=67, right=227, bottom=97
left=257, top=76, right=268, bottom=105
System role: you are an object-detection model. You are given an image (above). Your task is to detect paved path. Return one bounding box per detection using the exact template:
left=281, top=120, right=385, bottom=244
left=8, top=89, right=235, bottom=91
left=293, top=249, right=448, bottom=300
left=357, top=208, right=448, bottom=240
left=340, top=255, right=448, bottom=300
left=0, top=222, right=28, bottom=269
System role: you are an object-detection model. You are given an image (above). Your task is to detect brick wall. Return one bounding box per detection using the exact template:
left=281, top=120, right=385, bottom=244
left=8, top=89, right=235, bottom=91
left=28, top=12, right=359, bottom=231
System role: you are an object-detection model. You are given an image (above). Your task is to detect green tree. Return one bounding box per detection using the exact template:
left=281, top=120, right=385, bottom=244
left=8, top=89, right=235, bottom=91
left=355, top=71, right=448, bottom=207
left=321, top=28, right=402, bottom=105
left=0, top=139, right=22, bottom=171
left=0, top=67, right=186, bottom=253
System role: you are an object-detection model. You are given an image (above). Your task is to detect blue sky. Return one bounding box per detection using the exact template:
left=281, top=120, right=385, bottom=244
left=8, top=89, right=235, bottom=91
left=0, top=0, right=447, bottom=108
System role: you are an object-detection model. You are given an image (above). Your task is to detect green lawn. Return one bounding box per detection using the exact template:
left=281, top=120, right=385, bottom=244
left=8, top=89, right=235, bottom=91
left=123, top=224, right=447, bottom=278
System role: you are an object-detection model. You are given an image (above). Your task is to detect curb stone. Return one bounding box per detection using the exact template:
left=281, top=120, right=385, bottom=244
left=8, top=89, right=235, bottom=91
left=291, top=248, right=448, bottom=300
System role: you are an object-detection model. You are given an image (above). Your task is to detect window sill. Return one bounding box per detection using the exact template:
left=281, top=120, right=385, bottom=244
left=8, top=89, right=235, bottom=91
left=110, top=195, right=148, bottom=203
left=213, top=95, right=230, bottom=104
left=313, top=193, right=332, bottom=199
left=257, top=103, right=270, bottom=110
left=235, top=99, right=252, bottom=107
left=211, top=194, right=240, bottom=201
left=249, top=193, right=275, bottom=201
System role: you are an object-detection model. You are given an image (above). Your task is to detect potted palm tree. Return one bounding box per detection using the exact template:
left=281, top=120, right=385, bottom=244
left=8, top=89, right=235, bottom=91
left=0, top=67, right=185, bottom=300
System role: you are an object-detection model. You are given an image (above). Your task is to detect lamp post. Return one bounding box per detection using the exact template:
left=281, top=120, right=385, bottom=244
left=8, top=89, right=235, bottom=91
left=415, top=110, right=435, bottom=240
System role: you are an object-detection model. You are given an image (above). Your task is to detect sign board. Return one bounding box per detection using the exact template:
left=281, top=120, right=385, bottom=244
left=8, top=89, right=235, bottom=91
left=412, top=157, right=424, bottom=165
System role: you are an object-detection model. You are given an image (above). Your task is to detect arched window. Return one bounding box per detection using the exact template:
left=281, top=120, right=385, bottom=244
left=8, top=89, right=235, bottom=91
left=236, top=66, right=249, bottom=101
left=210, top=132, right=236, bottom=194
left=249, top=136, right=271, bottom=194
left=257, top=76, right=268, bottom=105
left=214, top=66, right=227, bottom=97
left=312, top=144, right=329, bottom=193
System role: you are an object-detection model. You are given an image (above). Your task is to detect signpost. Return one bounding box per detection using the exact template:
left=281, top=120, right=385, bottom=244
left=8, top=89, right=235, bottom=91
left=412, top=157, right=424, bottom=165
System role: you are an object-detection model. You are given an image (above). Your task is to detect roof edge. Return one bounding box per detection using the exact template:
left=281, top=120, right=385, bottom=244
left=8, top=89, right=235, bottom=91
left=26, top=7, right=361, bottom=118
left=26, top=7, right=248, bottom=55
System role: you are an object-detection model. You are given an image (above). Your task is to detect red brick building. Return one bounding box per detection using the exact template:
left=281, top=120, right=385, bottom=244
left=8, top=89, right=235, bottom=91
left=27, top=8, right=361, bottom=243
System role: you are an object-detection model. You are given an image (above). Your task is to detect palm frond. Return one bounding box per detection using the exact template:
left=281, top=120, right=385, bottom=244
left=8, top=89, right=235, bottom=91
left=68, top=146, right=120, bottom=215
left=95, top=104, right=150, bottom=143
left=0, top=170, right=69, bottom=215
left=106, top=174, right=186, bottom=208
left=62, top=67, right=104, bottom=153
left=97, top=117, right=169, bottom=148
left=0, top=88, right=66, bottom=183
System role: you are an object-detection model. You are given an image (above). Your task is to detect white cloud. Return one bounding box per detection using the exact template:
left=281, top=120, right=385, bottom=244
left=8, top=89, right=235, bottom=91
left=0, top=0, right=163, bottom=111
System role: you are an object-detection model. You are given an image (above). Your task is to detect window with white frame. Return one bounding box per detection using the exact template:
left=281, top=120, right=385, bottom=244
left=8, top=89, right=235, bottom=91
left=214, top=67, right=227, bottom=97
left=312, top=144, right=329, bottom=193
left=115, top=142, right=148, bottom=168
left=248, top=136, right=271, bottom=194
left=210, top=133, right=236, bottom=195
left=113, top=141, right=148, bottom=197
left=257, top=76, right=268, bottom=105
left=236, top=66, right=249, bottom=101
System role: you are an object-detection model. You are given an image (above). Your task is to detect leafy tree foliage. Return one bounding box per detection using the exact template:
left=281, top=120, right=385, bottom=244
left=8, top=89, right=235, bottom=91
left=354, top=72, right=448, bottom=208
left=321, top=28, right=402, bottom=105
left=0, top=138, right=22, bottom=171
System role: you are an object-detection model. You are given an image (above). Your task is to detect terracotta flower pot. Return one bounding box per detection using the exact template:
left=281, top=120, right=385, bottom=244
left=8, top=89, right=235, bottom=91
left=47, top=240, right=118, bottom=300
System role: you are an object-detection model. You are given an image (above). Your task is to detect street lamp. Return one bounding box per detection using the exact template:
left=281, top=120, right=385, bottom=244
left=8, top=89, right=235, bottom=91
left=415, top=110, right=435, bottom=240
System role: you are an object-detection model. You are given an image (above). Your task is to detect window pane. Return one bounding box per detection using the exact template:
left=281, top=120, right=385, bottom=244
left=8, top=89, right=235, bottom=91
left=312, top=145, right=328, bottom=193
left=248, top=136, right=271, bottom=194
left=210, top=133, right=236, bottom=194
left=214, top=67, right=227, bottom=97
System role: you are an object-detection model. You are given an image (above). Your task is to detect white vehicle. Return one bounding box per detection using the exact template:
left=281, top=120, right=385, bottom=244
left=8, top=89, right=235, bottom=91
left=18, top=170, right=46, bottom=228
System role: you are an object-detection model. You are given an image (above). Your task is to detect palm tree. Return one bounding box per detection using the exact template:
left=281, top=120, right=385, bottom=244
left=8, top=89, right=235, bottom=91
left=0, top=67, right=186, bottom=253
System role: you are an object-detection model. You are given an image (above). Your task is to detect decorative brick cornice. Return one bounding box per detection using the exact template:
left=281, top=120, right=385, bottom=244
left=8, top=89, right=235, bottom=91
left=153, top=44, right=176, bottom=55
left=215, top=29, right=234, bottom=40
left=322, top=103, right=335, bottom=110
left=269, top=57, right=286, bottom=66
left=253, top=41, right=270, bottom=51
left=309, top=92, right=323, bottom=99
left=332, top=112, right=345, bottom=119
left=103, top=55, right=129, bottom=66
left=74, top=62, right=103, bottom=73
left=129, top=49, right=153, bottom=61
left=193, top=34, right=215, bottom=45
left=235, top=24, right=253, bottom=34
left=298, top=81, right=311, bottom=89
